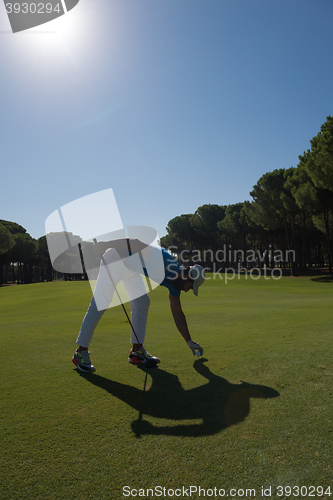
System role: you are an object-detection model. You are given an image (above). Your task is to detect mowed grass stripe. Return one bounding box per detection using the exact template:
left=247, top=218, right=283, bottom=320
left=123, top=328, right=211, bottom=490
left=1, top=276, right=333, bottom=499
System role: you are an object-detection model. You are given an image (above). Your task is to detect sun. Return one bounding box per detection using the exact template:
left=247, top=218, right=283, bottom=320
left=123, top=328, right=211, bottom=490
left=2, top=0, right=120, bottom=118
left=3, top=1, right=102, bottom=82
left=25, top=6, right=90, bottom=67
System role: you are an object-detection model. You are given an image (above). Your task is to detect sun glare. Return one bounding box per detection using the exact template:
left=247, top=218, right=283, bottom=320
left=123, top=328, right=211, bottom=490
left=25, top=8, right=89, bottom=67
left=3, top=1, right=105, bottom=86
left=2, top=0, right=122, bottom=120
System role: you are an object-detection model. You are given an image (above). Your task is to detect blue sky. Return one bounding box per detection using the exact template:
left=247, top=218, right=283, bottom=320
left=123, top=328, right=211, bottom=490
left=1, top=0, right=333, bottom=242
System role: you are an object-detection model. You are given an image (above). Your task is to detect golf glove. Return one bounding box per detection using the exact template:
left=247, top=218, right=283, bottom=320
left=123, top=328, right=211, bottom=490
left=187, top=339, right=203, bottom=356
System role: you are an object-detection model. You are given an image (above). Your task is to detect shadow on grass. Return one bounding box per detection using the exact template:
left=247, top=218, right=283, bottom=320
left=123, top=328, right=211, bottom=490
left=77, top=359, right=279, bottom=437
left=311, top=276, right=333, bottom=283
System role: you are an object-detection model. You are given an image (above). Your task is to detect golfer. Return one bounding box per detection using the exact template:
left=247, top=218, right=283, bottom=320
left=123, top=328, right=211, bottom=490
left=72, top=238, right=205, bottom=372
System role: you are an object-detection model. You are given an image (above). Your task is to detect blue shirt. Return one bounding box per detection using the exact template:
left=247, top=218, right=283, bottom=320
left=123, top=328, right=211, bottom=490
left=159, top=248, right=182, bottom=297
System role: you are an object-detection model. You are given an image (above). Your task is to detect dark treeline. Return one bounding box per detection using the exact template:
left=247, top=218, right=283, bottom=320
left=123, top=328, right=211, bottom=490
left=1, top=116, right=333, bottom=285
left=0, top=220, right=89, bottom=286
left=160, top=116, right=333, bottom=276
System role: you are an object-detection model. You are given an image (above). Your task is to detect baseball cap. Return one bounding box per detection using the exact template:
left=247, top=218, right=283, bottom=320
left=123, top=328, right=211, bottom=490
left=189, top=265, right=206, bottom=296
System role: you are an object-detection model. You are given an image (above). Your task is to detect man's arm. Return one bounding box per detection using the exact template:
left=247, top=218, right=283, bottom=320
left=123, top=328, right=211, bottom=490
left=169, top=293, right=204, bottom=355
left=169, top=293, right=191, bottom=342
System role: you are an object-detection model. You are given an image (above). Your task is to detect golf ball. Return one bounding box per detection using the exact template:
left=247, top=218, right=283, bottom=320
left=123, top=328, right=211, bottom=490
left=196, top=351, right=201, bottom=357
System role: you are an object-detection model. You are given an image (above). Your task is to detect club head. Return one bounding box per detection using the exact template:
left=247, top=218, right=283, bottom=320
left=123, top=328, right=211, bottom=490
left=143, top=358, right=159, bottom=368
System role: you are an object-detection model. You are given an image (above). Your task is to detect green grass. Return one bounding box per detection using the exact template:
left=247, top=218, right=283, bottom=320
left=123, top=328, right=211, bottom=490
left=1, top=275, right=333, bottom=499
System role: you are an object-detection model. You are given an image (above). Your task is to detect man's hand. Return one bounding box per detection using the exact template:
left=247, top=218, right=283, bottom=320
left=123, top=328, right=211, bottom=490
left=187, top=339, right=204, bottom=356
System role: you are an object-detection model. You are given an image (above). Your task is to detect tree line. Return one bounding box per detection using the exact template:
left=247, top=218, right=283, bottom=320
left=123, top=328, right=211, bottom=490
left=160, top=116, right=333, bottom=276
left=1, top=115, right=333, bottom=285
left=0, top=220, right=57, bottom=286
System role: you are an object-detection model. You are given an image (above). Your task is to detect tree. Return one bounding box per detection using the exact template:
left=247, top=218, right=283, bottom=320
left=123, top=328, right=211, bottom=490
left=217, top=203, right=250, bottom=267
left=0, top=220, right=27, bottom=285
left=163, top=214, right=199, bottom=255
left=191, top=204, right=226, bottom=258
left=0, top=223, right=15, bottom=285
left=246, top=168, right=299, bottom=275
left=36, top=236, right=53, bottom=281
left=303, top=115, right=333, bottom=192
left=285, top=166, right=321, bottom=269
left=293, top=154, right=333, bottom=273
left=0, top=219, right=26, bottom=236
left=9, top=233, right=37, bottom=284
left=0, top=222, right=15, bottom=255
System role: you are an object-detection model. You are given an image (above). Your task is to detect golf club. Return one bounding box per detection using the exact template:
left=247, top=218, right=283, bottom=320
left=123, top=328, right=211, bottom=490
left=93, top=238, right=158, bottom=368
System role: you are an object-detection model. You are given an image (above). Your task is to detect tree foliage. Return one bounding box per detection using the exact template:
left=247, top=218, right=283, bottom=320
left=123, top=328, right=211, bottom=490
left=0, top=222, right=15, bottom=255
left=302, top=115, right=333, bottom=192
left=160, top=117, right=333, bottom=274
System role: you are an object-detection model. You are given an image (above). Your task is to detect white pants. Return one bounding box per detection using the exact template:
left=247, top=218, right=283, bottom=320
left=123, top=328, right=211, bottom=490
left=76, top=248, right=150, bottom=348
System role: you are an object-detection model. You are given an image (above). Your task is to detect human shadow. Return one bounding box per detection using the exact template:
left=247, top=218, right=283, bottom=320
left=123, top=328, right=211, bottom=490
left=311, top=276, right=333, bottom=283
left=77, top=359, right=279, bottom=437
